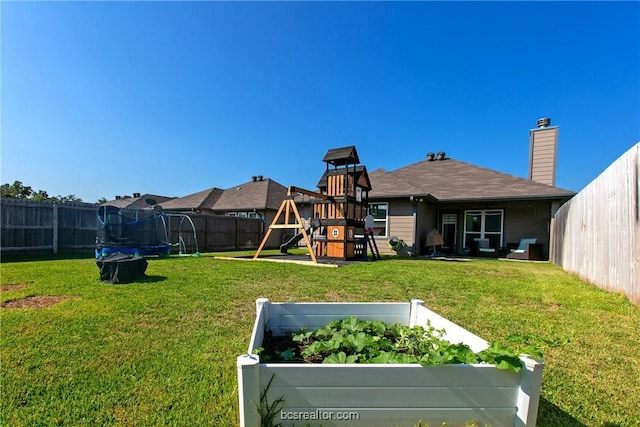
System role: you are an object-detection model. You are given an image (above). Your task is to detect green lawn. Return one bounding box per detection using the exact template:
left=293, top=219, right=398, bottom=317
left=1, top=252, right=638, bottom=426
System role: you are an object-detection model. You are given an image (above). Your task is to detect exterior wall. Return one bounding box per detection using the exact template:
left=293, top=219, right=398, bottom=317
left=370, top=198, right=559, bottom=259
left=502, top=201, right=553, bottom=258
left=529, top=126, right=558, bottom=186
left=434, top=200, right=553, bottom=258
left=375, top=200, right=415, bottom=255
left=415, top=202, right=437, bottom=255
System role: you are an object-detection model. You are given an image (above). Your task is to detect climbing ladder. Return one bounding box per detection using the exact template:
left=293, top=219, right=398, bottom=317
left=366, top=232, right=381, bottom=260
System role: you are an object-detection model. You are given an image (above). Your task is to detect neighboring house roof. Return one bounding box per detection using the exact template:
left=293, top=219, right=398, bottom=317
left=369, top=157, right=575, bottom=202
left=159, top=187, right=223, bottom=211
left=213, top=178, right=288, bottom=211
left=103, top=194, right=175, bottom=209
left=104, top=178, right=288, bottom=213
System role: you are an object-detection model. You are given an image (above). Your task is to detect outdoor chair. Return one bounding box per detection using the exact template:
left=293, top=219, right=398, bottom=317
left=506, top=238, right=544, bottom=261
left=472, top=238, right=497, bottom=257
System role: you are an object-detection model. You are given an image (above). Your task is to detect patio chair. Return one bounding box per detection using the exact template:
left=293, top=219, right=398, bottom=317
left=506, top=238, right=544, bottom=261
left=472, top=238, right=497, bottom=257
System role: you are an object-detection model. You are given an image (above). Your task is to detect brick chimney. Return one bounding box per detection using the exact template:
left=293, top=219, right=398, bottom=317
left=529, top=118, right=559, bottom=186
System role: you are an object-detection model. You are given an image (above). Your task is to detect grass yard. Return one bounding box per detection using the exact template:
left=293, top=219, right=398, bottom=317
left=1, top=252, right=639, bottom=426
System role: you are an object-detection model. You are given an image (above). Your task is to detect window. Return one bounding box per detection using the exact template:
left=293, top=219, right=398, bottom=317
left=463, top=210, right=503, bottom=250
left=369, top=203, right=388, bottom=237
left=227, top=211, right=260, bottom=218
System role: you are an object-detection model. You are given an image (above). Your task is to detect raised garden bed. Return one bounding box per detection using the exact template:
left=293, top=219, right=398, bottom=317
left=237, top=298, right=543, bottom=427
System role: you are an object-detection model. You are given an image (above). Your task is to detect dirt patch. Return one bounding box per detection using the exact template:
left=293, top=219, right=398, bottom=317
left=0, top=284, right=29, bottom=292
left=1, top=295, right=76, bottom=310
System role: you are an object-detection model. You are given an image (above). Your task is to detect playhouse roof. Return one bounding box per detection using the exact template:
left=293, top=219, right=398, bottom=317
left=316, top=166, right=372, bottom=191
left=322, top=146, right=360, bottom=166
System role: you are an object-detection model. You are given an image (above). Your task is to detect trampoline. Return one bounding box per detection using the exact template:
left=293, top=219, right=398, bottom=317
left=96, top=205, right=170, bottom=258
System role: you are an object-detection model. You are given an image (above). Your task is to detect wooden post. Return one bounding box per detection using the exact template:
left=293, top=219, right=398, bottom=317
left=253, top=198, right=317, bottom=262
left=290, top=200, right=317, bottom=263
left=52, top=203, right=59, bottom=255
left=253, top=200, right=288, bottom=259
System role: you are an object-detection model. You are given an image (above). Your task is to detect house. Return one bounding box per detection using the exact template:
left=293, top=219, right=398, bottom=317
left=158, top=176, right=288, bottom=248
left=366, top=119, right=575, bottom=259
left=105, top=193, right=176, bottom=209
left=158, top=187, right=224, bottom=214
left=104, top=177, right=289, bottom=249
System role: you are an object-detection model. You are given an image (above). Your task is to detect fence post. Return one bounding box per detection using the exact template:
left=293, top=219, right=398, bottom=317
left=236, top=217, right=240, bottom=250
left=52, top=203, right=59, bottom=254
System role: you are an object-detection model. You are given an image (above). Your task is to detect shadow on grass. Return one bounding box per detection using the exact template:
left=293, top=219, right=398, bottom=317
left=100, top=275, right=167, bottom=285
left=537, top=397, right=587, bottom=426
left=138, top=275, right=167, bottom=283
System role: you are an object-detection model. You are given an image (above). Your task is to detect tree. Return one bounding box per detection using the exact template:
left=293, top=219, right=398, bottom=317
left=1, top=180, right=84, bottom=203
left=1, top=181, right=33, bottom=199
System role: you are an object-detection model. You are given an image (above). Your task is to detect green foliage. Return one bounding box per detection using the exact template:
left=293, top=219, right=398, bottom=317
left=1, top=180, right=83, bottom=202
left=286, top=316, right=550, bottom=371
left=255, top=374, right=284, bottom=427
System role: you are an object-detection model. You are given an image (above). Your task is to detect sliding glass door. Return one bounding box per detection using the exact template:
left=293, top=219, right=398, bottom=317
left=463, top=210, right=503, bottom=250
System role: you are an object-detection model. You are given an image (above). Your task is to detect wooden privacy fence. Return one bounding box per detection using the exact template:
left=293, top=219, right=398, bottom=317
left=164, top=213, right=262, bottom=253
left=1, top=199, right=97, bottom=255
left=1, top=199, right=263, bottom=256
left=551, top=142, right=639, bottom=304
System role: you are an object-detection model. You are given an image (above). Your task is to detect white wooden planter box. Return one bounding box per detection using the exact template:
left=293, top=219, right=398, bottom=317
left=238, top=298, right=543, bottom=427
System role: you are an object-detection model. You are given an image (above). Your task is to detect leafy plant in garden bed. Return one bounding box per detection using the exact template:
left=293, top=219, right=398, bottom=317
left=257, top=316, right=559, bottom=372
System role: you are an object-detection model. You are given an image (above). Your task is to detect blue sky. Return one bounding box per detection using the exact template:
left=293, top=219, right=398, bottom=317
left=2, top=1, right=639, bottom=203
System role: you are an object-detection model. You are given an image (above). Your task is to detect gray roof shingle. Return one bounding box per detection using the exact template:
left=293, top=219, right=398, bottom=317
left=104, top=194, right=175, bottom=209
left=368, top=158, right=575, bottom=201
left=159, top=187, right=223, bottom=210
left=213, top=178, right=287, bottom=211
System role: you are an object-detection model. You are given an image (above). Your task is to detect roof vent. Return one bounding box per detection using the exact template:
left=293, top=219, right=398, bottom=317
left=436, top=151, right=446, bottom=160
left=258, top=175, right=264, bottom=181
left=115, top=195, right=121, bottom=200
left=537, top=117, right=551, bottom=128
left=133, top=192, right=141, bottom=198
left=252, top=176, right=257, bottom=182
left=426, top=152, right=435, bottom=161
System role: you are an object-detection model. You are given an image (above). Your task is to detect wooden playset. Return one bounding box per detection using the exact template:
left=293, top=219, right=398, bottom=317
left=253, top=146, right=377, bottom=263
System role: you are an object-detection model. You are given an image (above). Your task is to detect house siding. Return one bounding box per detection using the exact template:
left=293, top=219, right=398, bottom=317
left=503, top=201, right=552, bottom=258
left=529, top=127, right=558, bottom=186
left=376, top=200, right=415, bottom=255
left=415, top=202, right=437, bottom=255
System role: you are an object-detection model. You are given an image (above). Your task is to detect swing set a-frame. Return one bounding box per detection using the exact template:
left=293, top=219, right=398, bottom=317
left=252, top=186, right=330, bottom=264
